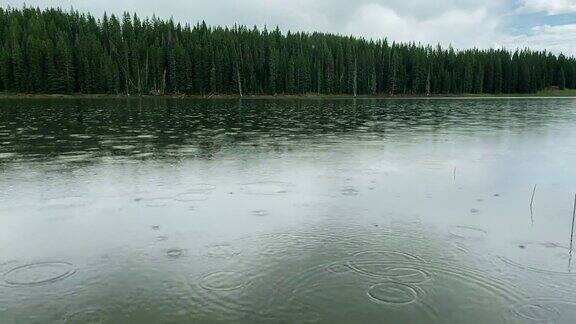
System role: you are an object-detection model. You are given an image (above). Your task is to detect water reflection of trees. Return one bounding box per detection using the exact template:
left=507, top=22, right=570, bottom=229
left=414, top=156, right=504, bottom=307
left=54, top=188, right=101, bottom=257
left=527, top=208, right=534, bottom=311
left=0, top=98, right=573, bottom=161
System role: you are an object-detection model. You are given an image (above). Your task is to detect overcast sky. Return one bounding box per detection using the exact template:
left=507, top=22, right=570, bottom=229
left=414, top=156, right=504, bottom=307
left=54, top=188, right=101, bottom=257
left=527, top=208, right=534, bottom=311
left=4, top=0, right=576, bottom=55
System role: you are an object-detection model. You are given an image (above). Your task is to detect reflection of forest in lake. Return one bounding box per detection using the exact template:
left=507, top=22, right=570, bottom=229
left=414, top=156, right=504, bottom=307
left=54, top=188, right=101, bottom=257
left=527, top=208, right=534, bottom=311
left=1, top=98, right=573, bottom=161
left=2, top=98, right=576, bottom=323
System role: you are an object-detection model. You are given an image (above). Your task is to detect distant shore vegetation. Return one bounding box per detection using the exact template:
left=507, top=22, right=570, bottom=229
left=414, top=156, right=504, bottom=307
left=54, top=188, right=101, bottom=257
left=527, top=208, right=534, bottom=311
left=1, top=6, right=575, bottom=97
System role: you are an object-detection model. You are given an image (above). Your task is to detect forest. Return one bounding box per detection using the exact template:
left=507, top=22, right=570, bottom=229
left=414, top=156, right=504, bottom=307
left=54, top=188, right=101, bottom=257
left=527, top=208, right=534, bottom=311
left=1, top=6, right=576, bottom=96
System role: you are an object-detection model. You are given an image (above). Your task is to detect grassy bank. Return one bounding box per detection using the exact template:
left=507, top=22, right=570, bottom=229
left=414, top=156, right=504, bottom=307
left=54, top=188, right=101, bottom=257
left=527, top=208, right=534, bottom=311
left=535, top=89, right=576, bottom=97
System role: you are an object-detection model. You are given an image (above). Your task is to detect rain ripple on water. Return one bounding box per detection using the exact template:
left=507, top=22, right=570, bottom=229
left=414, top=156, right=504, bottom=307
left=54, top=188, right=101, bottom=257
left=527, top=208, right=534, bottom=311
left=2, top=262, right=76, bottom=287
left=367, top=282, right=422, bottom=305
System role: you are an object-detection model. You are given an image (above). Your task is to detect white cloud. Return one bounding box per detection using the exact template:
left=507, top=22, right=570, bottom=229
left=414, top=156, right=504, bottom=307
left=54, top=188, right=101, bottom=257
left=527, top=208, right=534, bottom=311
left=344, top=4, right=500, bottom=49
left=517, top=0, right=576, bottom=14
left=500, top=24, right=576, bottom=54
left=2, top=0, right=576, bottom=55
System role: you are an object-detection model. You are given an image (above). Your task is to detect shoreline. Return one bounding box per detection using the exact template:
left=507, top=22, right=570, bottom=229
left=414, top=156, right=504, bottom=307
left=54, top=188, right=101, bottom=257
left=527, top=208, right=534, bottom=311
left=1, top=92, right=576, bottom=100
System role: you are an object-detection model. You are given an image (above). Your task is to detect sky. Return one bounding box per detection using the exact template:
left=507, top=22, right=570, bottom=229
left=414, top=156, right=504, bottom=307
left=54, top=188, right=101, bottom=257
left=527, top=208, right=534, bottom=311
left=4, top=0, right=576, bottom=55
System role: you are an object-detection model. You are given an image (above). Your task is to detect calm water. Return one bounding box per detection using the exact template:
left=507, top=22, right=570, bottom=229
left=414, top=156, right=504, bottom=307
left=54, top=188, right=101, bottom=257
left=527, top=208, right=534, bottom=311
left=1, top=98, right=576, bottom=323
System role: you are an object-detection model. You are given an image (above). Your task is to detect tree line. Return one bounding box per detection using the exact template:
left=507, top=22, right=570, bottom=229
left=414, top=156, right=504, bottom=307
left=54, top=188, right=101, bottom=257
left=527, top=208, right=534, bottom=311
left=1, top=6, right=575, bottom=96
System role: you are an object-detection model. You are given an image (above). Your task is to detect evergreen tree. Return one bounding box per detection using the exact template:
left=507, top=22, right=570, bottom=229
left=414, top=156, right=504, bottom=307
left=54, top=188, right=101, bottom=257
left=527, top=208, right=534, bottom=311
left=0, top=6, right=574, bottom=96
left=10, top=37, right=24, bottom=92
left=0, top=46, right=12, bottom=90
left=269, top=46, right=278, bottom=94
left=388, top=50, right=399, bottom=96
left=494, top=59, right=503, bottom=94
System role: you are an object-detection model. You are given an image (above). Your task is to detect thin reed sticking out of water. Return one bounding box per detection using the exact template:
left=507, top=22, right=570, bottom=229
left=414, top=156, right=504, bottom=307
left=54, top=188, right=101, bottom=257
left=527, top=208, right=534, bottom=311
left=569, top=194, right=576, bottom=272
left=529, top=184, right=537, bottom=225
left=453, top=167, right=456, bottom=182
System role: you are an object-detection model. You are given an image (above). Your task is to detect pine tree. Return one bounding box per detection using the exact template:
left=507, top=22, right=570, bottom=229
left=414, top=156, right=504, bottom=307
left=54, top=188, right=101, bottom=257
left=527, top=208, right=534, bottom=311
left=388, top=50, right=399, bottom=96
left=0, top=7, right=575, bottom=96
left=53, top=32, right=74, bottom=93
left=210, top=59, right=217, bottom=94
left=11, top=38, right=24, bottom=92
left=494, top=58, right=503, bottom=94
left=0, top=45, right=11, bottom=91
left=441, top=70, right=451, bottom=94
left=519, top=64, right=531, bottom=94
left=475, top=64, right=484, bottom=94
left=286, top=57, right=295, bottom=94
left=269, top=47, right=278, bottom=94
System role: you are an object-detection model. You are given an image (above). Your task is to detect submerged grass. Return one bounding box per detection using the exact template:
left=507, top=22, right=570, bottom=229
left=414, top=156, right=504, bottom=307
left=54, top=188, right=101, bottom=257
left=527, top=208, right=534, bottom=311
left=569, top=194, right=576, bottom=272
left=530, top=184, right=537, bottom=225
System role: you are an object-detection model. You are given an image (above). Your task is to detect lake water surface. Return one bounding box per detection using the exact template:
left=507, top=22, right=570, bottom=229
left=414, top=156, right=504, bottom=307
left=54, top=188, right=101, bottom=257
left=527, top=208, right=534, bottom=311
left=1, top=98, right=576, bottom=323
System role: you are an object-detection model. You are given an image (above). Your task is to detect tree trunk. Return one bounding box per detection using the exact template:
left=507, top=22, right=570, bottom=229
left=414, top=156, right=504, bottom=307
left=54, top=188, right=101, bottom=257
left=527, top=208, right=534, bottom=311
left=236, top=67, right=243, bottom=97
left=426, top=71, right=431, bottom=96
left=353, top=57, right=357, bottom=97
left=137, top=62, right=142, bottom=94
left=161, top=68, right=166, bottom=95
left=144, top=50, right=149, bottom=93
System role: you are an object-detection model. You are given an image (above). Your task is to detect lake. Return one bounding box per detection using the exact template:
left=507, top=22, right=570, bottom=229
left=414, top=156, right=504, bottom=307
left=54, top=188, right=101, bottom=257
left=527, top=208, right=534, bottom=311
left=1, top=98, right=576, bottom=323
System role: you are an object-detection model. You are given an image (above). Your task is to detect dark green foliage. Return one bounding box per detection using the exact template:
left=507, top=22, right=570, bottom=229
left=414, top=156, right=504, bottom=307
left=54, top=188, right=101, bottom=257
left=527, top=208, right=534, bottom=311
left=1, top=6, right=576, bottom=95
left=559, top=68, right=566, bottom=90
